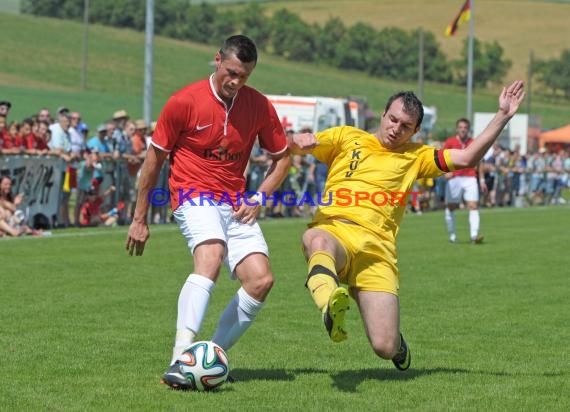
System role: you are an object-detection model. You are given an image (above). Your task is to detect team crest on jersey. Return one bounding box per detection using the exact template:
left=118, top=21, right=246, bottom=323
left=345, top=147, right=362, bottom=177
left=203, top=146, right=243, bottom=161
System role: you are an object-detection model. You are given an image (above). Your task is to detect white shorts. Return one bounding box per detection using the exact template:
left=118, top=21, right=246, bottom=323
left=173, top=199, right=268, bottom=278
left=445, top=176, right=479, bottom=204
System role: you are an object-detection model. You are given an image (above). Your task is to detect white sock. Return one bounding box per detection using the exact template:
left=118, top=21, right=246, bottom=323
left=171, top=274, right=215, bottom=364
left=469, top=209, right=480, bottom=239
left=211, top=287, right=264, bottom=351
left=445, top=208, right=456, bottom=240
left=172, top=329, right=196, bottom=366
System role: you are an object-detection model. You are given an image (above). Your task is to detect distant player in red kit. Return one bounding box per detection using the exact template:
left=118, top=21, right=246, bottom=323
left=126, top=35, right=291, bottom=389
left=443, top=118, right=485, bottom=244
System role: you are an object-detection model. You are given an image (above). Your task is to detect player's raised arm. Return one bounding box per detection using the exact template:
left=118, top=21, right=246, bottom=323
left=449, top=80, right=525, bottom=170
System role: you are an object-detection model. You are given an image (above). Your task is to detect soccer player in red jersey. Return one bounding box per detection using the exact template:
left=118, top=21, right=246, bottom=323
left=126, top=35, right=291, bottom=389
left=443, top=118, right=486, bottom=244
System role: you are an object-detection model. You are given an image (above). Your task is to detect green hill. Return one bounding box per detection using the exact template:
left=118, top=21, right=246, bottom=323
left=0, top=0, right=19, bottom=14
left=0, top=9, right=567, bottom=133
left=259, top=0, right=570, bottom=85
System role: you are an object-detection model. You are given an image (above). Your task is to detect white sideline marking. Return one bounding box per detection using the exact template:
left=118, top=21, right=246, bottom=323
left=0, top=225, right=179, bottom=241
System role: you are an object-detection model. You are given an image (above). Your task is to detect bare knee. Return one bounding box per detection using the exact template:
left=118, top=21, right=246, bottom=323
left=302, top=229, right=335, bottom=257
left=235, top=253, right=274, bottom=301
left=466, top=201, right=479, bottom=210
left=256, top=271, right=274, bottom=295
left=193, top=241, right=225, bottom=278
left=369, top=335, right=400, bottom=360
left=244, top=270, right=274, bottom=301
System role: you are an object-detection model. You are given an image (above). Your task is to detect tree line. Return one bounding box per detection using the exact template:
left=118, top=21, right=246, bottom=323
left=20, top=0, right=570, bottom=97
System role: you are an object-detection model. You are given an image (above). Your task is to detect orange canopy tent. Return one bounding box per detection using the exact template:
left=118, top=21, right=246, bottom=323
left=539, top=124, right=570, bottom=147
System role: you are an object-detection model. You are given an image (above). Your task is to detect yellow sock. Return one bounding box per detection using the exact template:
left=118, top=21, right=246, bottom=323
left=306, top=251, right=339, bottom=312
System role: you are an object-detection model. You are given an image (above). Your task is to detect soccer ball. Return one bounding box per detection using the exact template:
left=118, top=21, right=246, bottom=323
left=178, top=341, right=230, bottom=391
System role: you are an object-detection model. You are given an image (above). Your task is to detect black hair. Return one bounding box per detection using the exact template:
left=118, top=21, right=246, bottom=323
left=384, top=91, right=424, bottom=130
left=220, top=35, right=258, bottom=64
left=456, top=117, right=471, bottom=128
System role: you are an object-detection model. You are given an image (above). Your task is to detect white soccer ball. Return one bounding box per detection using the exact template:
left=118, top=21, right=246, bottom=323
left=178, top=341, right=230, bottom=391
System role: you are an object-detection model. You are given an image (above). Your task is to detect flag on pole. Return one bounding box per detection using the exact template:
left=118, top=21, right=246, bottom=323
left=445, top=0, right=471, bottom=36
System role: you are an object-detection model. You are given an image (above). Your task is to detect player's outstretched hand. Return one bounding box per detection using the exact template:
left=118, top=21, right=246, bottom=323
left=498, top=80, right=525, bottom=117
left=288, top=132, right=319, bottom=155
left=126, top=220, right=150, bottom=256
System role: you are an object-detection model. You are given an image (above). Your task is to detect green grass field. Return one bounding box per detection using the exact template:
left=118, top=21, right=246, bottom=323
left=1, top=207, right=568, bottom=411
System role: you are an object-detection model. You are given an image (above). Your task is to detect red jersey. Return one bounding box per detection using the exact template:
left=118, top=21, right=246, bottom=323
left=2, top=133, right=13, bottom=149
left=23, top=133, right=38, bottom=150
left=13, top=134, right=25, bottom=149
left=26, top=134, right=49, bottom=150
left=36, top=135, right=49, bottom=150
left=442, top=135, right=477, bottom=177
left=0, top=127, right=7, bottom=148
left=152, top=76, right=287, bottom=210
left=80, top=197, right=103, bottom=226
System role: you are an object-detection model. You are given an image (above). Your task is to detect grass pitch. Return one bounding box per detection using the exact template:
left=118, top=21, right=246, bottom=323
left=1, top=207, right=568, bottom=411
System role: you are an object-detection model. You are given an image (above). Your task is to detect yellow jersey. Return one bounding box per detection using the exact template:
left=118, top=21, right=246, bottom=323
left=312, top=126, right=454, bottom=238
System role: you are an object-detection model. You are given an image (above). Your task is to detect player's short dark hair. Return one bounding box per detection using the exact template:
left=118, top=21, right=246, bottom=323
left=220, top=35, right=258, bottom=65
left=456, top=117, right=470, bottom=127
left=384, top=91, right=424, bottom=130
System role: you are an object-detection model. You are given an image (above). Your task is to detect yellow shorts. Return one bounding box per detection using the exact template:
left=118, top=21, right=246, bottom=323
left=308, top=219, right=399, bottom=295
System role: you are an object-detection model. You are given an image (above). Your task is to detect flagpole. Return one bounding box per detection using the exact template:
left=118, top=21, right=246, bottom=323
left=81, top=0, right=89, bottom=90
left=466, top=0, right=474, bottom=122
left=527, top=49, right=533, bottom=117
left=418, top=29, right=424, bottom=101
left=143, top=0, right=154, bottom=125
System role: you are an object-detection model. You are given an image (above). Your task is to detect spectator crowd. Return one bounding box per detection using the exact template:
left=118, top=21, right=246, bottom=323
left=0, top=99, right=568, bottom=237
left=411, top=141, right=570, bottom=214
left=0, top=100, right=166, bottom=236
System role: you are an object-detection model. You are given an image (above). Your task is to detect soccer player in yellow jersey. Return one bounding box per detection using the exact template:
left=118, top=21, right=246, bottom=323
left=288, top=80, right=525, bottom=371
